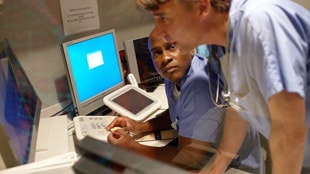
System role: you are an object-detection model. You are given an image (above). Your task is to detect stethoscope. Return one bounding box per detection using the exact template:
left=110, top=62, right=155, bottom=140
left=206, top=20, right=244, bottom=112
left=206, top=22, right=231, bottom=109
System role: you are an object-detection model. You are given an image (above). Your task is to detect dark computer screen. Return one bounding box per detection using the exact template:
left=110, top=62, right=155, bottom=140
left=124, top=37, right=163, bottom=92
left=132, top=37, right=159, bottom=83
left=112, top=88, right=154, bottom=115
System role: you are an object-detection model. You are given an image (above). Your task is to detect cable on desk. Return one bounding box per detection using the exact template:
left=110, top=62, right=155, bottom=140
left=138, top=75, right=163, bottom=85
left=67, top=120, right=75, bottom=136
left=138, top=76, right=164, bottom=92
left=50, top=102, right=74, bottom=117
left=67, top=120, right=74, bottom=130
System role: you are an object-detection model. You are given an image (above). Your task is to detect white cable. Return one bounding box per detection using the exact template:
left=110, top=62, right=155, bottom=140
left=127, top=73, right=138, bottom=87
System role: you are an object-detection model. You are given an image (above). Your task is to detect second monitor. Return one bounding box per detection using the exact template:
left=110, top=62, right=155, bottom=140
left=124, top=36, right=163, bottom=91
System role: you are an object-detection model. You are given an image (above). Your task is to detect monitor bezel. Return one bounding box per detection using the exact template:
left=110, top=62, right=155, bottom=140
left=61, top=29, right=125, bottom=116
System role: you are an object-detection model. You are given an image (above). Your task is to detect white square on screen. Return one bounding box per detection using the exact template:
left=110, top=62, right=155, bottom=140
left=87, top=51, right=104, bottom=69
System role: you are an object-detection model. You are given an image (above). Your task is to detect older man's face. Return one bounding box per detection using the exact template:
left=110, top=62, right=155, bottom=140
left=150, top=1, right=201, bottom=54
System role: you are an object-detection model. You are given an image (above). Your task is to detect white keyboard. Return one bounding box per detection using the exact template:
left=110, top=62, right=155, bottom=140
left=73, top=115, right=177, bottom=143
left=73, top=115, right=117, bottom=142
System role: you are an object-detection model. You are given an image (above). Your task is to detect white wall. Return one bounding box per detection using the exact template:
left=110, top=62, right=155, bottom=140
left=0, top=0, right=154, bottom=110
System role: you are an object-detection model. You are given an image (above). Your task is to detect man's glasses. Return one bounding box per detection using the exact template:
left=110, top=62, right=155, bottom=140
left=206, top=45, right=230, bottom=108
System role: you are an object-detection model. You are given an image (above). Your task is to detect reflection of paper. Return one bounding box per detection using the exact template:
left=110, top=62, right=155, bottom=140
left=60, top=0, right=100, bottom=35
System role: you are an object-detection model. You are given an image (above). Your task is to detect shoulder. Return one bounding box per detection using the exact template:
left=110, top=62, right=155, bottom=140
left=231, top=0, right=310, bottom=58
left=191, top=54, right=206, bottom=66
left=232, top=0, right=310, bottom=32
left=181, top=71, right=211, bottom=98
left=188, top=54, right=207, bottom=75
left=184, top=56, right=209, bottom=87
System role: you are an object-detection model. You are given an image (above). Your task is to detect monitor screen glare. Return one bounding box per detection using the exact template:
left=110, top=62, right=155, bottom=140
left=0, top=39, right=41, bottom=167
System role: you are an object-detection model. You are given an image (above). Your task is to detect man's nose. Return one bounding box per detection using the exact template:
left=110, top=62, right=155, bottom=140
left=162, top=51, right=172, bottom=63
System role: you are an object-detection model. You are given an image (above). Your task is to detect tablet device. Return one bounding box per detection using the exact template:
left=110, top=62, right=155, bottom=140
left=103, top=85, right=161, bottom=121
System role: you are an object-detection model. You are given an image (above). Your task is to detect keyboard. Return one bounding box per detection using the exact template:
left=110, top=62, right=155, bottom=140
left=73, top=115, right=117, bottom=142
left=73, top=115, right=177, bottom=143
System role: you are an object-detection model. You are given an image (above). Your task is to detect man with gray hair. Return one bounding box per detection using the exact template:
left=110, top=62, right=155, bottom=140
left=135, top=0, right=310, bottom=173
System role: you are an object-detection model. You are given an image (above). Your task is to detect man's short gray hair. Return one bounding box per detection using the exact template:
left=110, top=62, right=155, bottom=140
left=135, top=0, right=230, bottom=12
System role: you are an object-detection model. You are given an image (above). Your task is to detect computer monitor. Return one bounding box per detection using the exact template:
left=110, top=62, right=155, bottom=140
left=124, top=36, right=163, bottom=91
left=0, top=39, right=42, bottom=168
left=62, top=29, right=125, bottom=116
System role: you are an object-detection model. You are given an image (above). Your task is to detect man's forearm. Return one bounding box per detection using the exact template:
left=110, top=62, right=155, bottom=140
left=129, top=141, right=179, bottom=164
left=200, top=107, right=249, bottom=173
left=269, top=121, right=307, bottom=174
left=218, top=107, right=249, bottom=155
left=268, top=91, right=307, bottom=174
left=143, top=110, right=171, bottom=131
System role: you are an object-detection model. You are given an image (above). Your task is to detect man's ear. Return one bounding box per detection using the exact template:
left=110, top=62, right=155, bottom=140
left=197, top=0, right=211, bottom=16
left=190, top=49, right=195, bottom=57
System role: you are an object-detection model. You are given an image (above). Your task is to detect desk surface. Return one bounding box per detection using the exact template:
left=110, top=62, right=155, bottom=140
left=0, top=85, right=250, bottom=174
left=0, top=116, right=250, bottom=174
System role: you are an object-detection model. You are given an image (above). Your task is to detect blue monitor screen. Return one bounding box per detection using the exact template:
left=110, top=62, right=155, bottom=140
left=62, top=30, right=124, bottom=115
left=0, top=39, right=41, bottom=165
left=66, top=33, right=123, bottom=103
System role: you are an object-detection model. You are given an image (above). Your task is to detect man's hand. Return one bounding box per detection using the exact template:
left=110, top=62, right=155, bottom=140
left=107, top=129, right=138, bottom=149
left=105, top=116, right=144, bottom=134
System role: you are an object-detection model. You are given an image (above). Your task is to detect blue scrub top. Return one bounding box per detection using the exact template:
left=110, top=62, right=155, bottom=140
left=228, top=0, right=310, bottom=169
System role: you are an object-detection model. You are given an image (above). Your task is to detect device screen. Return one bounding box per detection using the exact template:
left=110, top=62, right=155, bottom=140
left=112, top=89, right=154, bottom=115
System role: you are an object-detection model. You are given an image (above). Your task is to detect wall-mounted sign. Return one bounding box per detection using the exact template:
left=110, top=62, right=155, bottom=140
left=60, top=0, right=100, bottom=35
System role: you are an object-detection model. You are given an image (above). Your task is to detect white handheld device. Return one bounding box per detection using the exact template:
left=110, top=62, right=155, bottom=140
left=103, top=85, right=161, bottom=121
